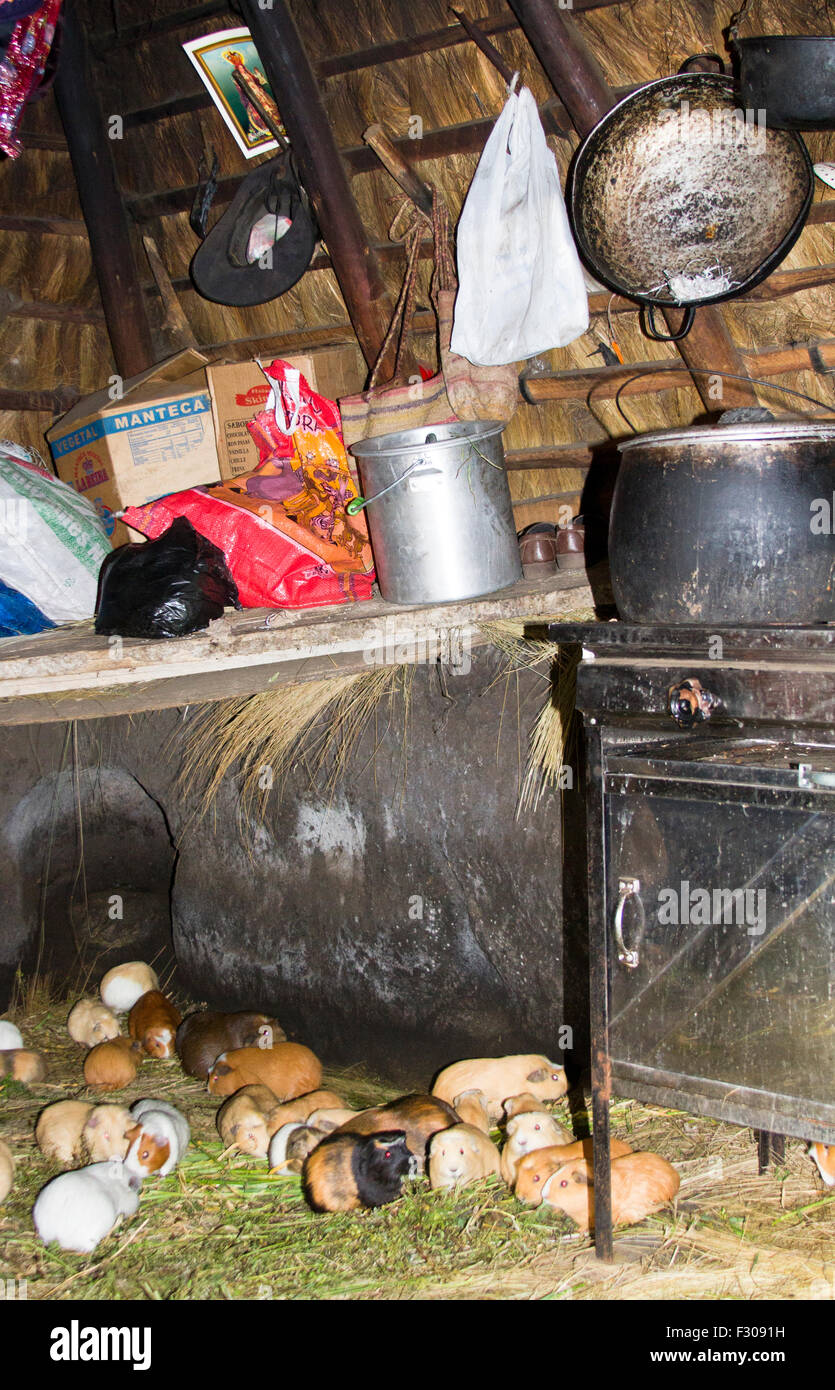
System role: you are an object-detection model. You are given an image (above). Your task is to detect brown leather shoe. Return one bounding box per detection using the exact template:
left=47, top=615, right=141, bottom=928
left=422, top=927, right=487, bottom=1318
left=518, top=523, right=557, bottom=577
left=556, top=516, right=585, bottom=570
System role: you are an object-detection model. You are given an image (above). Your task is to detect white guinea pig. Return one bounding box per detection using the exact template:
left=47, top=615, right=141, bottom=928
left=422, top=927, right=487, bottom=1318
left=33, top=1159, right=142, bottom=1253
left=428, top=1123, right=502, bottom=1190
left=124, top=1099, right=190, bottom=1178
left=0, top=1021, right=23, bottom=1050
left=500, top=1110, right=573, bottom=1185
left=67, top=999, right=121, bottom=1049
left=100, top=962, right=159, bottom=1014
left=0, top=1138, right=14, bottom=1203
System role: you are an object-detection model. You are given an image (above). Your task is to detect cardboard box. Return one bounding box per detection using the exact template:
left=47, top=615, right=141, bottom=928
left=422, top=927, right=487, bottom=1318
left=47, top=349, right=220, bottom=547
left=206, top=347, right=365, bottom=480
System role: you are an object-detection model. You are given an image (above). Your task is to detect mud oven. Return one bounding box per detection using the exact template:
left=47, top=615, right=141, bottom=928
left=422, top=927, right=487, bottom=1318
left=547, top=623, right=835, bottom=1259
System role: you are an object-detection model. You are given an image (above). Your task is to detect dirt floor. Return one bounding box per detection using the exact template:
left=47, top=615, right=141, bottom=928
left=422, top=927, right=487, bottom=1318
left=1, top=993, right=833, bottom=1302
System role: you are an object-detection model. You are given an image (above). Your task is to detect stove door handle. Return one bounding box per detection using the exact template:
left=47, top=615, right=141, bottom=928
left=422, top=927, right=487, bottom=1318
left=668, top=678, right=721, bottom=728
left=614, top=876, right=645, bottom=969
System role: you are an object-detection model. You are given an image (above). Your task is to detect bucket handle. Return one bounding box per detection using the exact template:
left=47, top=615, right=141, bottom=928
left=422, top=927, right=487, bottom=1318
left=347, top=456, right=426, bottom=514
left=641, top=303, right=696, bottom=341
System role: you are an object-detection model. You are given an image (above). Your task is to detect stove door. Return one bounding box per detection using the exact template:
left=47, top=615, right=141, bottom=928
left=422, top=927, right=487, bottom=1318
left=603, top=739, right=835, bottom=1138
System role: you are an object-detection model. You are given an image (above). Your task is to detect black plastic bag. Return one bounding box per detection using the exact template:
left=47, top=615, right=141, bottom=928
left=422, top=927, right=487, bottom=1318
left=95, top=517, right=241, bottom=639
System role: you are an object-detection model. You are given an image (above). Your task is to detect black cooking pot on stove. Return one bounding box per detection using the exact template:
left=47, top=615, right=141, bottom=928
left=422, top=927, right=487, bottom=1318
left=569, top=65, right=813, bottom=341
left=609, top=414, right=835, bottom=626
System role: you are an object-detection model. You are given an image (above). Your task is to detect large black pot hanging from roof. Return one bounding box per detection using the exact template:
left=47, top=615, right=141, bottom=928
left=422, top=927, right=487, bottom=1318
left=568, top=68, right=813, bottom=341
left=729, top=0, right=835, bottom=130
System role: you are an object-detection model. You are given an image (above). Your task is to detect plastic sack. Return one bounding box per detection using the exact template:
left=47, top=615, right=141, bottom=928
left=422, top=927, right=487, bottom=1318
left=0, top=576, right=54, bottom=637
left=450, top=83, right=589, bottom=366
left=0, top=440, right=111, bottom=622
left=95, top=516, right=240, bottom=640
left=123, top=362, right=375, bottom=611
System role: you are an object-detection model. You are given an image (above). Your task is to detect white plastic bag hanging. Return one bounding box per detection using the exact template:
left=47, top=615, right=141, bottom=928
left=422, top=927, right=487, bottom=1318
left=450, top=82, right=589, bottom=366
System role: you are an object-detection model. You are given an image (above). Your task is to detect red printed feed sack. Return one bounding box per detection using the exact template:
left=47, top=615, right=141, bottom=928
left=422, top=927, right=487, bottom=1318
left=123, top=360, right=375, bottom=611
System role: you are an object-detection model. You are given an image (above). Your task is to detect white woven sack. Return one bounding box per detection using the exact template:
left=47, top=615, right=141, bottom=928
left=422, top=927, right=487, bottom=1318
left=450, top=84, right=589, bottom=366
left=0, top=443, right=110, bottom=622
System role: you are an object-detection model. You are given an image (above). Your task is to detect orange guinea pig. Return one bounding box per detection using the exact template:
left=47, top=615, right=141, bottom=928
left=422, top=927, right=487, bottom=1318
left=84, top=1036, right=143, bottom=1092
left=207, top=1042, right=323, bottom=1100
left=128, top=991, right=182, bottom=1060
left=520, top=1150, right=679, bottom=1231
left=514, top=1138, right=634, bottom=1204
left=809, top=1143, right=835, bottom=1187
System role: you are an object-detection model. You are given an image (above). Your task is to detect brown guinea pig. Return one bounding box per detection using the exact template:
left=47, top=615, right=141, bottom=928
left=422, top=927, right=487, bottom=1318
left=265, top=1090, right=348, bottom=1135
left=500, top=1110, right=574, bottom=1185
left=0, top=1048, right=47, bottom=1084
left=514, top=1137, right=636, bottom=1206
left=176, top=1011, right=286, bottom=1080
left=302, top=1130, right=416, bottom=1212
left=335, top=1094, right=460, bottom=1174
left=432, top=1054, right=568, bottom=1121
left=216, top=1084, right=278, bottom=1157
left=67, top=999, right=120, bottom=1049
left=207, top=1042, right=322, bottom=1100
left=503, top=1092, right=551, bottom=1120
left=452, top=1089, right=491, bottom=1134
left=84, top=1035, right=143, bottom=1092
left=305, top=1107, right=360, bottom=1133
left=428, top=1123, right=502, bottom=1189
left=129, top=991, right=182, bottom=1060
left=531, top=1152, right=680, bottom=1231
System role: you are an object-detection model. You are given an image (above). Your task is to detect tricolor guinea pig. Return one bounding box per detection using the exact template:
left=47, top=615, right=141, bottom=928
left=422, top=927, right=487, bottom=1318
left=128, top=991, right=182, bottom=1060
left=500, top=1110, right=574, bottom=1185
left=428, top=1123, right=502, bottom=1189
left=809, top=1143, right=835, bottom=1187
left=432, top=1054, right=568, bottom=1121
left=335, top=1094, right=460, bottom=1174
left=33, top=1158, right=142, bottom=1254
left=124, top=1098, right=190, bottom=1178
left=514, top=1137, right=634, bottom=1205
left=0, top=1048, right=47, bottom=1084
left=452, top=1090, right=491, bottom=1134
left=0, top=1020, right=24, bottom=1050
left=207, top=1043, right=322, bottom=1100
left=302, top=1130, right=417, bottom=1212
left=176, top=1010, right=286, bottom=1079
left=533, top=1152, right=680, bottom=1231
left=84, top=1036, right=143, bottom=1092
left=0, top=1138, right=14, bottom=1203
left=216, top=1085, right=278, bottom=1157
left=100, top=961, right=160, bottom=1014
left=67, top=999, right=120, bottom=1049
left=265, top=1090, right=348, bottom=1134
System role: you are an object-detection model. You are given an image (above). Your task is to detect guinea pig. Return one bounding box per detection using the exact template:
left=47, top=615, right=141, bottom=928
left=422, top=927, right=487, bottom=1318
left=268, top=1122, right=327, bottom=1174
left=67, top=999, right=121, bottom=1049
left=432, top=1054, right=568, bottom=1121
left=84, top=1035, right=143, bottom=1092
left=452, top=1089, right=491, bottom=1134
left=0, top=1020, right=24, bottom=1050
left=124, top=1098, right=190, bottom=1178
left=514, top=1137, right=634, bottom=1205
left=0, top=1138, right=14, bottom=1203
left=428, top=1123, right=502, bottom=1189
left=100, top=961, right=159, bottom=1013
left=216, top=1085, right=278, bottom=1157
left=302, top=1130, right=417, bottom=1212
left=0, top=1048, right=47, bottom=1084
left=500, top=1110, right=574, bottom=1185
left=503, top=1092, right=550, bottom=1119
left=36, top=1100, right=94, bottom=1164
left=305, top=1107, right=360, bottom=1133
left=176, top=1010, right=287, bottom=1080
left=207, top=1042, right=322, bottom=1100
left=33, top=1158, right=142, bottom=1253
left=82, top=1104, right=134, bottom=1163
left=533, top=1152, right=680, bottom=1231
left=265, top=1090, right=347, bottom=1134
left=335, top=1094, right=461, bottom=1174
left=808, top=1143, right=835, bottom=1187
left=128, top=991, right=182, bottom=1060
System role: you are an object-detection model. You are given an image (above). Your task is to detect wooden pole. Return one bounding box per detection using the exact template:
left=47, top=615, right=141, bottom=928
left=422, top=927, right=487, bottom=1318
left=53, top=0, right=155, bottom=380
left=238, top=0, right=391, bottom=372
left=507, top=0, right=759, bottom=411
left=363, top=124, right=434, bottom=216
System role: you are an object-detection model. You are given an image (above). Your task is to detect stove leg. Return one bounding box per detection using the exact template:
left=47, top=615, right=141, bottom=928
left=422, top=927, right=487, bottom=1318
left=756, top=1130, right=787, bottom=1173
left=592, top=1088, right=614, bottom=1260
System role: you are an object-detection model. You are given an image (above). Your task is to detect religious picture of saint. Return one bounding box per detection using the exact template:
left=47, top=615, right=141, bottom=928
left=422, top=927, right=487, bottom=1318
left=183, top=27, right=287, bottom=159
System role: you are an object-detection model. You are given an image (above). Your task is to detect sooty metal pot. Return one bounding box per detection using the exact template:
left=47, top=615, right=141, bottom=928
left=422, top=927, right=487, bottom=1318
left=609, top=420, right=835, bottom=625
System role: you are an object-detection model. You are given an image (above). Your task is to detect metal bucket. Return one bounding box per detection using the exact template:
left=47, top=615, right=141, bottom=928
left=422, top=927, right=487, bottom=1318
left=349, top=421, right=521, bottom=605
